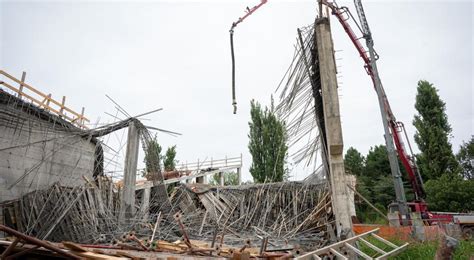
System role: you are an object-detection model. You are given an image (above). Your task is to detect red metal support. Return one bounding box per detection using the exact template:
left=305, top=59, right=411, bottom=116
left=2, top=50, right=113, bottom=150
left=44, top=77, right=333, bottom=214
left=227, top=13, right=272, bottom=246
left=230, top=0, right=268, bottom=31
left=323, top=0, right=426, bottom=201
left=0, top=224, right=81, bottom=259
left=229, top=0, right=268, bottom=114
left=1, top=238, right=20, bottom=259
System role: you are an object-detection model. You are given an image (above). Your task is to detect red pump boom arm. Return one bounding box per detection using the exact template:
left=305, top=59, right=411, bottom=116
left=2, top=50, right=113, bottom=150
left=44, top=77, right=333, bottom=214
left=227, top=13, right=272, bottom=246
left=324, top=1, right=426, bottom=200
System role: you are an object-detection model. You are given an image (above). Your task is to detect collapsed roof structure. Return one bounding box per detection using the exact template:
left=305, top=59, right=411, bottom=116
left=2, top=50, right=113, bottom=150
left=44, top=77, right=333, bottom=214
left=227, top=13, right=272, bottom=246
left=0, top=4, right=373, bottom=259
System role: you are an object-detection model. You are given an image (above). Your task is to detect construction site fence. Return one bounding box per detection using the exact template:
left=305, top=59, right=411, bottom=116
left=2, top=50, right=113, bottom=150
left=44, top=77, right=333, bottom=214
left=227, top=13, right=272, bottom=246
left=353, top=223, right=463, bottom=242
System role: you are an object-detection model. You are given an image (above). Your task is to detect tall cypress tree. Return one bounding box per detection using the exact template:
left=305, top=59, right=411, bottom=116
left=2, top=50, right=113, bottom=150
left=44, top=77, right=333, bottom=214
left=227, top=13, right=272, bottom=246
left=413, top=80, right=459, bottom=180
left=143, top=135, right=162, bottom=179
left=163, top=145, right=177, bottom=171
left=456, top=136, right=474, bottom=180
left=248, top=99, right=288, bottom=183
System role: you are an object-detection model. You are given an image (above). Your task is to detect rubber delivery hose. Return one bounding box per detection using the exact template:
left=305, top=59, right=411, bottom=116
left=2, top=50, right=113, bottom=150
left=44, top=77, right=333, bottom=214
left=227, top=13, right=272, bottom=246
left=230, top=29, right=237, bottom=114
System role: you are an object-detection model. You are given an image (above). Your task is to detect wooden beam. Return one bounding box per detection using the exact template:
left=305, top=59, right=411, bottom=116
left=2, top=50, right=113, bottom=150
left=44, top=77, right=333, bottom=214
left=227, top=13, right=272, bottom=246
left=0, top=70, right=90, bottom=128
left=18, top=71, right=26, bottom=99
left=59, top=96, right=66, bottom=117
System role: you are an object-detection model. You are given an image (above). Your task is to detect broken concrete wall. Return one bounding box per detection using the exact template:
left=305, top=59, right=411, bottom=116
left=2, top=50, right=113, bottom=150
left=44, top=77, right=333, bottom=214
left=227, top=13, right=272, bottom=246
left=0, top=90, right=99, bottom=203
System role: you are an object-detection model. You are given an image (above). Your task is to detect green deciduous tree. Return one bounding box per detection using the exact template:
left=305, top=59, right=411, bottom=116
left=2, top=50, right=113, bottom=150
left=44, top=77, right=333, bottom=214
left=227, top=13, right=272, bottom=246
left=456, top=136, right=474, bottom=180
left=248, top=99, right=288, bottom=183
left=413, top=80, right=459, bottom=180
left=163, top=145, right=177, bottom=171
left=346, top=145, right=416, bottom=223
left=372, top=175, right=396, bottom=209
left=365, top=145, right=392, bottom=179
left=425, top=174, right=474, bottom=212
left=344, top=147, right=365, bottom=176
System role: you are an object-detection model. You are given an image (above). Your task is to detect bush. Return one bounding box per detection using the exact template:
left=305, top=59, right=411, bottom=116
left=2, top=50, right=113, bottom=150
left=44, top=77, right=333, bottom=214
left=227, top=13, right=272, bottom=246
left=425, top=174, right=474, bottom=212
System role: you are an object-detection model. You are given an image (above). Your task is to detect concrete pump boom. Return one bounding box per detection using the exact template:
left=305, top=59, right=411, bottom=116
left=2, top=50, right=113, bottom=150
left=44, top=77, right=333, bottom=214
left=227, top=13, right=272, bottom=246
left=322, top=0, right=427, bottom=223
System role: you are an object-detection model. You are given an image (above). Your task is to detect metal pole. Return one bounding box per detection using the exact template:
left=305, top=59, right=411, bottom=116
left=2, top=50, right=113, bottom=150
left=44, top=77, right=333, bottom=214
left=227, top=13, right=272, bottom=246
left=366, top=38, right=408, bottom=223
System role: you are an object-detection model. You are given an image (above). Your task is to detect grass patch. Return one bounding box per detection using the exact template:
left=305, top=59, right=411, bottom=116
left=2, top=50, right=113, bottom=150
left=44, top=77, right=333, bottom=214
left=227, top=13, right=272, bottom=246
left=390, top=239, right=473, bottom=260
left=356, top=236, right=473, bottom=259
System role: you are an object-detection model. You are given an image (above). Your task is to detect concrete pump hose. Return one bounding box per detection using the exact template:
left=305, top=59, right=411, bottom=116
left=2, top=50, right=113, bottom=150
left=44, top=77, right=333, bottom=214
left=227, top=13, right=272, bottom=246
left=230, top=29, right=237, bottom=114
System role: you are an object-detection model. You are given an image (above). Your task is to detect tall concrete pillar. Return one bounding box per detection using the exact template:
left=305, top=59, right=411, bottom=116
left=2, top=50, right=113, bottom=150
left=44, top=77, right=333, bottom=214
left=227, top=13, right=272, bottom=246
left=196, top=176, right=206, bottom=184
left=141, top=187, right=151, bottom=221
left=218, top=172, right=224, bottom=186
left=119, top=120, right=140, bottom=222
left=237, top=167, right=242, bottom=185
left=315, top=17, right=353, bottom=238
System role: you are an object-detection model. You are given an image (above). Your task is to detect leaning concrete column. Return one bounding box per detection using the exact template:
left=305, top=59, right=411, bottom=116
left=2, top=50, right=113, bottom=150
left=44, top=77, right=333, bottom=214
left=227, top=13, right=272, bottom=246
left=119, top=120, right=140, bottom=222
left=315, top=17, right=353, bottom=238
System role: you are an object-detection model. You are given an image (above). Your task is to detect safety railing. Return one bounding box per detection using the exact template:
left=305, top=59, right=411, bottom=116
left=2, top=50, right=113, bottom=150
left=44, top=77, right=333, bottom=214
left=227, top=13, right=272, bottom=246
left=0, top=70, right=89, bottom=129
left=176, top=155, right=242, bottom=172
left=136, top=155, right=243, bottom=189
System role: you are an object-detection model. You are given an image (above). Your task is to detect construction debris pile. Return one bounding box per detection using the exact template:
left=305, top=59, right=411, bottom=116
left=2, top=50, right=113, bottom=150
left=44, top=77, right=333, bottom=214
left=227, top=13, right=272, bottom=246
left=0, top=5, right=355, bottom=258
left=2, top=177, right=120, bottom=243
left=1, top=179, right=334, bottom=258
left=170, top=182, right=333, bottom=250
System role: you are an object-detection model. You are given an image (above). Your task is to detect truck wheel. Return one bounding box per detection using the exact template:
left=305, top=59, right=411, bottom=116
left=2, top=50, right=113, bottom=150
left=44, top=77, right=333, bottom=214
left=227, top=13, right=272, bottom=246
left=462, top=227, right=473, bottom=240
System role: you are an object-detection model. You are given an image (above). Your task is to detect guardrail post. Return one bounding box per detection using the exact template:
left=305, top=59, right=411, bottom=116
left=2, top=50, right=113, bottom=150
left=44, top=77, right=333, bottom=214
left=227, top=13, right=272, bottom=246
left=185, top=161, right=191, bottom=183
left=80, top=107, right=85, bottom=127
left=196, top=158, right=204, bottom=183
left=59, top=96, right=66, bottom=118
left=237, top=153, right=242, bottom=185
left=18, top=71, right=26, bottom=99
left=0, top=70, right=89, bottom=129
left=45, top=94, right=52, bottom=108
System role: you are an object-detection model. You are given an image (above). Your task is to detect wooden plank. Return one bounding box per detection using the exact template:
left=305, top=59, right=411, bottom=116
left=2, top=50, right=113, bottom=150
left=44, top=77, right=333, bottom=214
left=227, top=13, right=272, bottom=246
left=114, top=250, right=141, bottom=260
left=72, top=251, right=129, bottom=260
left=329, top=248, right=348, bottom=259
left=371, top=234, right=398, bottom=249
left=344, top=242, right=372, bottom=260
left=59, top=96, right=66, bottom=117
left=375, top=243, right=409, bottom=260
left=0, top=70, right=90, bottom=126
left=296, top=228, right=379, bottom=259
left=18, top=71, right=26, bottom=99
left=0, top=81, right=88, bottom=127
left=360, top=237, right=386, bottom=255
left=62, top=241, right=89, bottom=252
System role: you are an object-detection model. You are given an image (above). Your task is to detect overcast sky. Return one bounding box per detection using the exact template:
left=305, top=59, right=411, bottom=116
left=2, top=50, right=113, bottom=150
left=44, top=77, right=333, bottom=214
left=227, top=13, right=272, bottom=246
left=1, top=0, right=472, bottom=181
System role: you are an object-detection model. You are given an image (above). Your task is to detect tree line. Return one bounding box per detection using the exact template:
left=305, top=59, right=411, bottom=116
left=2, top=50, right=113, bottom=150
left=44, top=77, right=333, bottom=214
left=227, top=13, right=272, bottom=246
left=344, top=81, right=473, bottom=222
left=143, top=79, right=472, bottom=217
left=247, top=80, right=473, bottom=220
